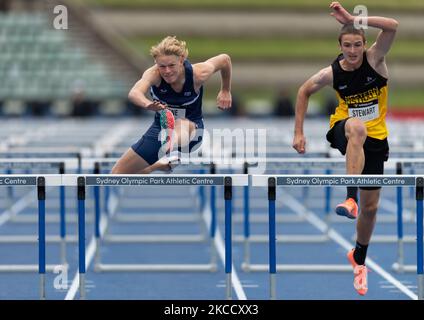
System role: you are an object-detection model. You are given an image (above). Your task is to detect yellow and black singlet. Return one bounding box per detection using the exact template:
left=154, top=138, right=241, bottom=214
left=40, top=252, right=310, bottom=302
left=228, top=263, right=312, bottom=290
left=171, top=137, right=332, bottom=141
left=330, top=52, right=389, bottom=140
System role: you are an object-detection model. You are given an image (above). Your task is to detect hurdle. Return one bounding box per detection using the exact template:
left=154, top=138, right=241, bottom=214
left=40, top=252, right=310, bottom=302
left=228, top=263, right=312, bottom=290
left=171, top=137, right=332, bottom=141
left=390, top=161, right=424, bottom=274
left=0, top=159, right=78, bottom=268
left=204, top=156, right=330, bottom=225
left=251, top=174, right=423, bottom=300
left=61, top=174, right=248, bottom=300
left=0, top=146, right=91, bottom=158
left=0, top=174, right=62, bottom=299
left=349, top=160, right=424, bottom=273
left=81, top=158, right=212, bottom=240
left=236, top=158, right=344, bottom=270
left=0, top=147, right=91, bottom=176
left=239, top=158, right=424, bottom=270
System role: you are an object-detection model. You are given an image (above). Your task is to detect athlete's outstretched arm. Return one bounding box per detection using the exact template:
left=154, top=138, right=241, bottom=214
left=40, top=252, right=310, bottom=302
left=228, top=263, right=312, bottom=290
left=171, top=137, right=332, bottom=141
left=329, top=2, right=398, bottom=59
left=365, top=17, right=398, bottom=61
left=194, top=54, right=232, bottom=110
left=128, top=66, right=167, bottom=112
left=293, top=66, right=333, bottom=154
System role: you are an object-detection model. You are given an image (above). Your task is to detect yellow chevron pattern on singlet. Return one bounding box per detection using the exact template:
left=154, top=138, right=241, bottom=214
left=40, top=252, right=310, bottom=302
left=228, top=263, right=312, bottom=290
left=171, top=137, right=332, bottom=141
left=330, top=86, right=388, bottom=139
left=330, top=52, right=389, bottom=140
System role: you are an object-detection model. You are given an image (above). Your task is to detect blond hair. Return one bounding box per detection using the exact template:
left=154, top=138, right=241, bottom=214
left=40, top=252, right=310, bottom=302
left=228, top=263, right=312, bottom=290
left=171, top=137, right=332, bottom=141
left=150, top=36, right=189, bottom=59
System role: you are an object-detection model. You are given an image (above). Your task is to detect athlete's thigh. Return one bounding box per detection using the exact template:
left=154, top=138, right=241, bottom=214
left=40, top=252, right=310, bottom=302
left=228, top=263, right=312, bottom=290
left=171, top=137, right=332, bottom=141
left=174, top=118, right=197, bottom=145
left=111, top=148, right=150, bottom=174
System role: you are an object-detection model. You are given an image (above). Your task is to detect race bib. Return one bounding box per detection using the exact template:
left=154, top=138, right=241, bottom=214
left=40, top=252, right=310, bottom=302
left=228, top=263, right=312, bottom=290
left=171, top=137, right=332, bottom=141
left=348, top=103, right=379, bottom=122
left=167, top=106, right=186, bottom=120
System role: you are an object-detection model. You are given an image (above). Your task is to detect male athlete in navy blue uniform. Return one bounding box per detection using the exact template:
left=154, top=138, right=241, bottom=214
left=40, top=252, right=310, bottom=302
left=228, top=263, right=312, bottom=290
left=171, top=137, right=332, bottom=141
left=112, top=36, right=232, bottom=174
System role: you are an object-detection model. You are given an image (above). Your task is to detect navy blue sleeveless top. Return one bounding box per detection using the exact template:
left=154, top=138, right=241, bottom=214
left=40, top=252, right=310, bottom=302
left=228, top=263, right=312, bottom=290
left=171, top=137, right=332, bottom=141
left=150, top=60, right=203, bottom=123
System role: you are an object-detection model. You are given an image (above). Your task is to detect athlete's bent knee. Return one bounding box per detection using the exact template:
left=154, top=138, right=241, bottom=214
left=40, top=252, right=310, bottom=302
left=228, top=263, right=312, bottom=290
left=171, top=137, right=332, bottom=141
left=111, top=165, right=119, bottom=174
left=111, top=163, right=124, bottom=174
left=346, top=119, right=367, bottom=140
left=362, top=203, right=378, bottom=216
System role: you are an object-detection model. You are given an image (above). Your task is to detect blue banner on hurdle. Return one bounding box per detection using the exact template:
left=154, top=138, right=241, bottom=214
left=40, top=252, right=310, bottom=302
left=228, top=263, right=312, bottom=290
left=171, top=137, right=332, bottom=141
left=277, top=176, right=416, bottom=187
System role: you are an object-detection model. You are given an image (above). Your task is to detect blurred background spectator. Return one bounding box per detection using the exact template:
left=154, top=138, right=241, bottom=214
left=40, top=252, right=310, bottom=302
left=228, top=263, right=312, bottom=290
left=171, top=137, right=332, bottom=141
left=228, top=93, right=246, bottom=117
left=71, top=80, right=100, bottom=117
left=323, top=91, right=338, bottom=116
left=26, top=100, right=51, bottom=117
left=273, top=88, right=294, bottom=117
left=0, top=0, right=11, bottom=12
left=124, top=97, right=146, bottom=117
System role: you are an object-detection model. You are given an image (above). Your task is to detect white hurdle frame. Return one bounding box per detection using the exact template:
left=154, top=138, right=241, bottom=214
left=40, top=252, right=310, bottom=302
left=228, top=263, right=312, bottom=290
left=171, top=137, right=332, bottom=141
left=240, top=158, right=424, bottom=272
left=0, top=159, right=78, bottom=269
left=61, top=174, right=249, bottom=300
left=81, top=158, right=213, bottom=242
left=0, top=174, right=62, bottom=299
left=251, top=174, right=424, bottom=300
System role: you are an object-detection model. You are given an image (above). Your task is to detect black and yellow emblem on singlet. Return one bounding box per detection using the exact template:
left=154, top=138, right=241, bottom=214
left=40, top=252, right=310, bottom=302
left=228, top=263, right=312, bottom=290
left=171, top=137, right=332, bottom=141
left=330, top=52, right=388, bottom=140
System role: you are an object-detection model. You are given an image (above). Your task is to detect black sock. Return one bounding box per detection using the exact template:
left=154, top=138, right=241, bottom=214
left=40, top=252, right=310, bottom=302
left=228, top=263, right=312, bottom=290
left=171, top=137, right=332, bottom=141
left=346, top=187, right=358, bottom=202
left=354, top=242, right=368, bottom=265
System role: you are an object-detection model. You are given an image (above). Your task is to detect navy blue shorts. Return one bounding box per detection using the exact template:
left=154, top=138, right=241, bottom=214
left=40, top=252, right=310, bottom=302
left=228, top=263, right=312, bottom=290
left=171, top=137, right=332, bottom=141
left=131, top=119, right=204, bottom=165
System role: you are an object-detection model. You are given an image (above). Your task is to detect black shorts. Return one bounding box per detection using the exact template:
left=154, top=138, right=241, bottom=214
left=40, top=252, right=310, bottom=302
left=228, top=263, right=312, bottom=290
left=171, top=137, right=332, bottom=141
left=326, top=119, right=389, bottom=190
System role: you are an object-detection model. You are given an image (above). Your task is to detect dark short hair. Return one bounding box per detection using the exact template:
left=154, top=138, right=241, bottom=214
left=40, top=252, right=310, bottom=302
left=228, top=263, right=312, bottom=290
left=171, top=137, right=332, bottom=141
left=338, top=24, right=366, bottom=44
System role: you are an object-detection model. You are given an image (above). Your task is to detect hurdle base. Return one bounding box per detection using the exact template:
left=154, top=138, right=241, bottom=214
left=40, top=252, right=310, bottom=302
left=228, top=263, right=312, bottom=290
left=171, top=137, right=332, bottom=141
left=10, top=214, right=94, bottom=224
left=0, top=235, right=78, bottom=243
left=112, top=213, right=201, bottom=223
left=94, top=263, right=217, bottom=272
left=392, top=262, right=416, bottom=273
left=0, top=264, right=69, bottom=272
left=243, top=264, right=352, bottom=272
left=234, top=234, right=329, bottom=243
left=352, top=234, right=416, bottom=243
left=103, top=234, right=207, bottom=243
left=221, top=213, right=305, bottom=224
left=329, top=214, right=412, bottom=224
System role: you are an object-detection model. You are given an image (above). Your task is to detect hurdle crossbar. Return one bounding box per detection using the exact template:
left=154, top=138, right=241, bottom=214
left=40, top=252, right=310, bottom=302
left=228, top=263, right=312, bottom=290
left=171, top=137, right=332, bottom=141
left=251, top=174, right=423, bottom=300
left=62, top=174, right=248, bottom=300
left=81, top=159, right=209, bottom=228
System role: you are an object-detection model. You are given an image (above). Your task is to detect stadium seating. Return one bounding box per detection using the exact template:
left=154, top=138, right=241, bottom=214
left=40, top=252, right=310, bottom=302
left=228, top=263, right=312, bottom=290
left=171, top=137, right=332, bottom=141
left=0, top=12, right=129, bottom=116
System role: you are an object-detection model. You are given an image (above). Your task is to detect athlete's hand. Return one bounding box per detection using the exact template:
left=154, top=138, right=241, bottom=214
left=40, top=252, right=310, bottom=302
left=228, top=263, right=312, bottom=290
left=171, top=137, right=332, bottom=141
left=146, top=100, right=167, bottom=112
left=217, top=90, right=232, bottom=110
left=329, top=2, right=354, bottom=25
left=292, top=133, right=306, bottom=154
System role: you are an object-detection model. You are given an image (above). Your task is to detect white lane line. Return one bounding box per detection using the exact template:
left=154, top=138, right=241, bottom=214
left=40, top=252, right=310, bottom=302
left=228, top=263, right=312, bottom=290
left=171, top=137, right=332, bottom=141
left=64, top=230, right=99, bottom=300
left=379, top=197, right=415, bottom=220
left=283, top=192, right=418, bottom=300
left=0, top=190, right=35, bottom=226
left=203, top=204, right=247, bottom=300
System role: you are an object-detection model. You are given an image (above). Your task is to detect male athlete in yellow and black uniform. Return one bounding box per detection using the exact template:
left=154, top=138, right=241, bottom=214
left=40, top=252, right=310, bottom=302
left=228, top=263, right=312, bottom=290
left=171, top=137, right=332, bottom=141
left=328, top=49, right=389, bottom=185
left=292, top=2, right=398, bottom=296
